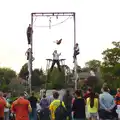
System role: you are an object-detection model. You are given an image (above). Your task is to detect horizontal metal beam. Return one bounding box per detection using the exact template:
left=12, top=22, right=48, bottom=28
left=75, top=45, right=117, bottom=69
left=31, top=12, right=75, bottom=17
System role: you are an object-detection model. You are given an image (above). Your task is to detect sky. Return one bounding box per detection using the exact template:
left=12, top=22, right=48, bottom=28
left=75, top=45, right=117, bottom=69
left=0, top=0, right=120, bottom=73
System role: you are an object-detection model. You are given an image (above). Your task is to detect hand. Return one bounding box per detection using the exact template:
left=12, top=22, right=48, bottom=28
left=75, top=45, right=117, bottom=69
left=105, top=108, right=111, bottom=112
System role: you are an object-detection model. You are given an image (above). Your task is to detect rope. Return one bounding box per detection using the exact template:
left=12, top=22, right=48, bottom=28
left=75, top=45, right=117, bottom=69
left=34, top=16, right=71, bottom=28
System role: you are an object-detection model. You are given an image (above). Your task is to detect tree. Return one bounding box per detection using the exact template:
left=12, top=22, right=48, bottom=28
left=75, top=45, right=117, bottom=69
left=31, top=68, right=45, bottom=87
left=48, top=67, right=65, bottom=89
left=101, top=41, right=120, bottom=88
left=85, top=59, right=101, bottom=72
left=0, top=67, right=17, bottom=85
left=0, top=67, right=17, bottom=90
left=19, top=63, right=28, bottom=80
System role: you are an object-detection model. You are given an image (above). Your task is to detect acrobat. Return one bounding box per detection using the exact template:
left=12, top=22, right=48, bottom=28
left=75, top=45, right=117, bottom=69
left=27, top=24, right=33, bottom=45
left=50, top=50, right=61, bottom=72
left=53, top=39, right=62, bottom=45
left=25, top=48, right=34, bottom=61
left=73, top=43, right=80, bottom=62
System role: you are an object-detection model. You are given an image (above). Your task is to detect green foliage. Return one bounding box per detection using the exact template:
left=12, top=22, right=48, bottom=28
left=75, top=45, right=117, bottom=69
left=0, top=67, right=17, bottom=90
left=49, top=67, right=65, bottom=89
left=101, top=41, right=120, bottom=89
left=85, top=59, right=101, bottom=72
left=19, top=63, right=28, bottom=80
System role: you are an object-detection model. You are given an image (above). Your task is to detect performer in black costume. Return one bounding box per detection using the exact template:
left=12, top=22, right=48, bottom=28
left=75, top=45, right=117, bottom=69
left=50, top=50, right=61, bottom=72
left=27, top=24, right=33, bottom=44
left=54, top=39, right=62, bottom=45
left=73, top=43, right=80, bottom=63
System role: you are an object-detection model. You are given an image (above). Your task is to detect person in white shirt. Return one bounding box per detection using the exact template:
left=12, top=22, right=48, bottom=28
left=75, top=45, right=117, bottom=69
left=50, top=50, right=61, bottom=72
left=73, top=43, right=79, bottom=62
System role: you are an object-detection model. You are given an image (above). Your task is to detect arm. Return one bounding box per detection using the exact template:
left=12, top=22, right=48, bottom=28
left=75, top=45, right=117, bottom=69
left=109, top=97, right=116, bottom=110
left=99, top=94, right=107, bottom=110
left=28, top=102, right=32, bottom=112
left=58, top=53, right=61, bottom=56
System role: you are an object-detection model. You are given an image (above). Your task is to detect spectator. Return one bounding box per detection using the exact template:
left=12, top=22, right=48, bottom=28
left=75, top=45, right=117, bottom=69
left=63, top=89, right=72, bottom=120
left=11, top=92, right=32, bottom=120
left=3, top=94, right=10, bottom=120
left=28, top=92, right=38, bottom=120
left=72, top=90, right=86, bottom=120
left=0, top=91, right=7, bottom=120
left=99, top=86, right=116, bottom=119
left=86, top=92, right=99, bottom=120
left=39, top=95, right=50, bottom=120
left=115, top=88, right=120, bottom=119
left=49, top=91, right=66, bottom=120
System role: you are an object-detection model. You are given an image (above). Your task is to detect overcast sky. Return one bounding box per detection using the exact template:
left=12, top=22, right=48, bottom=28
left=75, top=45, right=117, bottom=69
left=0, top=0, right=120, bottom=73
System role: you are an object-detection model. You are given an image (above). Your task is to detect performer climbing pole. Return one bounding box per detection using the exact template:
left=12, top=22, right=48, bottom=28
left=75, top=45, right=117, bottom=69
left=50, top=50, right=61, bottom=72
left=73, top=43, right=79, bottom=63
left=27, top=24, right=33, bottom=45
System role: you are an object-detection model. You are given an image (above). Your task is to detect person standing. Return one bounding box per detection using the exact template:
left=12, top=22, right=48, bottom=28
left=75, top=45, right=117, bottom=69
left=11, top=92, right=32, bottom=120
left=115, top=88, right=120, bottom=120
left=86, top=92, right=99, bottom=120
left=28, top=92, right=38, bottom=120
left=0, top=92, right=7, bottom=120
left=50, top=50, right=61, bottom=72
left=72, top=90, right=86, bottom=120
left=63, top=90, right=72, bottom=120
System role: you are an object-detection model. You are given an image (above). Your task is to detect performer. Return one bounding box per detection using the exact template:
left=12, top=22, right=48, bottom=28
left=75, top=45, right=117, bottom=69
left=27, top=24, right=33, bottom=44
left=50, top=50, right=61, bottom=72
left=73, top=43, right=79, bottom=62
left=54, top=39, right=62, bottom=45
left=25, top=48, right=34, bottom=61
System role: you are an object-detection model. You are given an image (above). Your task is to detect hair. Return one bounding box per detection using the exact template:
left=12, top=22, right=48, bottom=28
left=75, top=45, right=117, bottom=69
left=75, top=89, right=82, bottom=97
left=102, top=86, right=109, bottom=92
left=90, top=92, right=95, bottom=108
left=43, top=95, right=46, bottom=98
left=117, top=88, right=120, bottom=92
left=66, top=89, right=70, bottom=96
left=53, top=92, right=59, bottom=99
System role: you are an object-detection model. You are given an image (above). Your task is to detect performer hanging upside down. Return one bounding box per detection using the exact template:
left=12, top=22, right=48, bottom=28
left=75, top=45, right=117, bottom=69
left=27, top=24, right=33, bottom=44
left=73, top=43, right=80, bottom=62
left=54, top=39, right=62, bottom=45
left=50, top=50, right=61, bottom=72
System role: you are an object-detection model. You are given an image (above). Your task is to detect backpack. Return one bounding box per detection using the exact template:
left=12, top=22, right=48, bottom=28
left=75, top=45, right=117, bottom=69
left=40, top=98, right=49, bottom=108
left=55, top=101, right=67, bottom=120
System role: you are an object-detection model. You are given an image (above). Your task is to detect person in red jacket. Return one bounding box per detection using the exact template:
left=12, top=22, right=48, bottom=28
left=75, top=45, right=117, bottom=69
left=0, top=91, right=7, bottom=120
left=11, top=92, right=32, bottom=120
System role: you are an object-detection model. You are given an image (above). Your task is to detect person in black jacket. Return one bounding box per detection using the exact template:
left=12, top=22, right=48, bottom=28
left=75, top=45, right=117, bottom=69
left=27, top=24, right=33, bottom=45
left=63, top=90, right=72, bottom=120
left=72, top=90, right=86, bottom=120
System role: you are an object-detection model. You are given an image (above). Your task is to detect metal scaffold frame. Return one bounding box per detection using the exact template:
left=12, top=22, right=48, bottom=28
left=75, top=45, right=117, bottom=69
left=29, top=12, right=77, bottom=93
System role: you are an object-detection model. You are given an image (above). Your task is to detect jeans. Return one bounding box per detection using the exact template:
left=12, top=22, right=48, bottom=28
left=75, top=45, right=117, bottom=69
left=29, top=108, right=37, bottom=120
left=4, top=111, right=9, bottom=120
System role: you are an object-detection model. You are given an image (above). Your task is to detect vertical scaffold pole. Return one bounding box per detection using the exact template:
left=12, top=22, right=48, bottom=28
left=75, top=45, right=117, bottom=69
left=73, top=13, right=77, bottom=90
